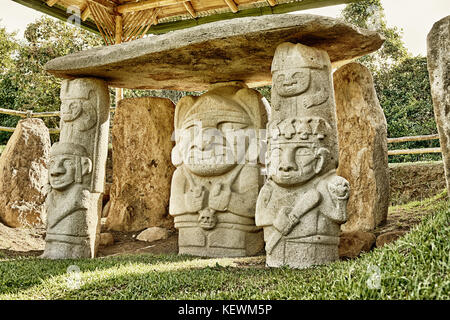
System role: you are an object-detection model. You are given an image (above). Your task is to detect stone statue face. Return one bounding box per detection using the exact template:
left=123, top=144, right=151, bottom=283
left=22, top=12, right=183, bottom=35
left=273, top=68, right=311, bottom=97
left=198, top=208, right=217, bottom=230
left=269, top=143, right=322, bottom=187
left=180, top=120, right=248, bottom=176
left=48, top=155, right=78, bottom=191
left=61, top=99, right=83, bottom=122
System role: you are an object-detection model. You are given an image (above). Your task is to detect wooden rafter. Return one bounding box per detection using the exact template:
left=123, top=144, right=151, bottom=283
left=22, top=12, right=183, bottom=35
left=87, top=0, right=115, bottom=45
left=46, top=0, right=59, bottom=6
left=183, top=1, right=197, bottom=18
left=224, top=0, right=238, bottom=13
left=117, top=0, right=187, bottom=14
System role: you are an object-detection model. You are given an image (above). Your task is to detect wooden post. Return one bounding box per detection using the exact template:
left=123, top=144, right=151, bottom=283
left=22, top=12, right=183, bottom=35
left=115, top=14, right=124, bottom=106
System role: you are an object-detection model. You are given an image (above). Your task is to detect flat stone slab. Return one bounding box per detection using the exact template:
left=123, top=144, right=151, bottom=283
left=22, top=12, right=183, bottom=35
left=45, top=14, right=384, bottom=91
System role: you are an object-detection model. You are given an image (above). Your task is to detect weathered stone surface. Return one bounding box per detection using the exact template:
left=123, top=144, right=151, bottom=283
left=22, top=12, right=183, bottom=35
left=339, top=231, right=376, bottom=258
left=106, top=97, right=175, bottom=232
left=99, top=232, right=114, bottom=246
left=334, top=62, right=389, bottom=232
left=256, top=43, right=350, bottom=269
left=45, top=14, right=384, bottom=91
left=0, top=222, right=45, bottom=251
left=376, top=230, right=406, bottom=248
left=427, top=16, right=450, bottom=195
left=136, top=227, right=170, bottom=243
left=0, top=118, right=50, bottom=228
left=170, top=82, right=267, bottom=257
left=42, top=78, right=110, bottom=259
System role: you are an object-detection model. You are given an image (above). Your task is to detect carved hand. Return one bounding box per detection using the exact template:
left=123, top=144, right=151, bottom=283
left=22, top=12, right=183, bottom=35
left=185, top=186, right=205, bottom=213
left=208, top=183, right=232, bottom=211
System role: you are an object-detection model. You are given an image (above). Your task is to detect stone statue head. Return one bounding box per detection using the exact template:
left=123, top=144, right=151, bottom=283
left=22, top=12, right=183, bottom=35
left=172, top=82, right=267, bottom=176
left=272, top=42, right=328, bottom=98
left=48, top=142, right=92, bottom=191
left=267, top=117, right=331, bottom=187
left=198, top=208, right=217, bottom=230
left=60, top=78, right=110, bottom=132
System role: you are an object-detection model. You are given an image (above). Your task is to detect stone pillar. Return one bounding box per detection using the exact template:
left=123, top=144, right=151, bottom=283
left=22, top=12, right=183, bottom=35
left=169, top=82, right=267, bottom=257
left=106, top=97, right=175, bottom=231
left=427, top=15, right=450, bottom=195
left=42, top=78, right=110, bottom=259
left=255, top=42, right=350, bottom=269
left=334, top=62, right=389, bottom=232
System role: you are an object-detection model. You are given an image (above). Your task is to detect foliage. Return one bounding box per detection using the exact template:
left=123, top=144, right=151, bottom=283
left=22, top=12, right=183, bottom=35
left=0, top=193, right=449, bottom=299
left=341, top=0, right=409, bottom=72
left=0, top=17, right=102, bottom=144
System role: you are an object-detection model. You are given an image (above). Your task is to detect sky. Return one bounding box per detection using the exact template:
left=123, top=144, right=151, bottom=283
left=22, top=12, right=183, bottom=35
left=0, top=0, right=449, bottom=56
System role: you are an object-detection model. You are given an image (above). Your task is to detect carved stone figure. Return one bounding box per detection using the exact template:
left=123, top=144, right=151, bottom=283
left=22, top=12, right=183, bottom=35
left=256, top=42, right=350, bottom=269
left=42, top=78, right=110, bottom=259
left=169, top=82, right=267, bottom=257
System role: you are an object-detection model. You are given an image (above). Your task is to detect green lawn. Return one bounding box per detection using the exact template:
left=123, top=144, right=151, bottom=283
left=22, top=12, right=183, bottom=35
left=0, top=195, right=449, bottom=300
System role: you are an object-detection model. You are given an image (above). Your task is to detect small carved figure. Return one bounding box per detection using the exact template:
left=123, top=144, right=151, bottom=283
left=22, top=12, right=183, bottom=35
left=170, top=82, right=267, bottom=257
left=41, top=142, right=93, bottom=259
left=256, top=42, right=350, bottom=269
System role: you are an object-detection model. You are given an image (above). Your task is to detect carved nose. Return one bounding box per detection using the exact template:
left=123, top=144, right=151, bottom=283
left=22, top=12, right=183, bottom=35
left=278, top=163, right=296, bottom=172
left=50, top=165, right=66, bottom=176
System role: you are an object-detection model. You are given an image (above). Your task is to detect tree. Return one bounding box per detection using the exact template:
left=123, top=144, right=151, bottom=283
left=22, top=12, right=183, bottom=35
left=0, top=17, right=102, bottom=143
left=341, top=0, right=409, bottom=72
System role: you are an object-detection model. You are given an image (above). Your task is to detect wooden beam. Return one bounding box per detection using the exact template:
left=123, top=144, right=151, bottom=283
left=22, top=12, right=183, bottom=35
left=267, top=0, right=277, bottom=6
left=117, top=0, right=187, bottom=14
left=388, top=148, right=441, bottom=156
left=224, top=0, right=238, bottom=13
left=46, top=0, right=59, bottom=6
left=183, top=1, right=197, bottom=18
left=387, top=134, right=440, bottom=144
left=81, top=6, right=91, bottom=21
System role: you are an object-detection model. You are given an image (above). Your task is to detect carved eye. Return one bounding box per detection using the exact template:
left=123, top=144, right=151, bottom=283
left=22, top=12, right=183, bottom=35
left=276, top=74, right=286, bottom=83
left=296, top=147, right=313, bottom=156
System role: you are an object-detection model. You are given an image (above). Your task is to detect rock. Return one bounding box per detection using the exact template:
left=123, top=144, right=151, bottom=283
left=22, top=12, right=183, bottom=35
left=106, top=97, right=175, bottom=232
left=102, top=200, right=111, bottom=218
left=0, top=118, right=50, bottom=228
left=42, top=78, right=110, bottom=260
left=334, top=62, right=389, bottom=232
left=256, top=43, right=350, bottom=269
left=0, top=222, right=45, bottom=251
left=170, top=82, right=266, bottom=258
left=137, top=227, right=169, bottom=243
left=45, top=14, right=383, bottom=91
left=339, top=231, right=376, bottom=258
left=99, top=232, right=114, bottom=246
left=427, top=16, right=450, bottom=195
left=376, top=230, right=407, bottom=248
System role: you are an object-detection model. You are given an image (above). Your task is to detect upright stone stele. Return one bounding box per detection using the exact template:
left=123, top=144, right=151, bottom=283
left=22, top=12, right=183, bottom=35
left=334, top=62, right=389, bottom=232
left=42, top=78, right=110, bottom=259
left=106, top=97, right=175, bottom=232
left=427, top=15, right=450, bottom=195
left=169, top=82, right=267, bottom=257
left=256, top=43, right=350, bottom=269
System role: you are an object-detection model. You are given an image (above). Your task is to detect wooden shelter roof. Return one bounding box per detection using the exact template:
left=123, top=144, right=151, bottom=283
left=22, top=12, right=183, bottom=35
left=13, top=0, right=360, bottom=43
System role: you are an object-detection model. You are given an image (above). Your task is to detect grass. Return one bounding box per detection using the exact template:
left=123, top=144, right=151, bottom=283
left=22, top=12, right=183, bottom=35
left=0, top=196, right=449, bottom=300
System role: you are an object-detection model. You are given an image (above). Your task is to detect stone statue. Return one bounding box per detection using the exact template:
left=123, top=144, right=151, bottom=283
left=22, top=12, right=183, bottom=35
left=42, top=78, right=110, bottom=259
left=169, top=82, right=267, bottom=257
left=256, top=43, right=350, bottom=269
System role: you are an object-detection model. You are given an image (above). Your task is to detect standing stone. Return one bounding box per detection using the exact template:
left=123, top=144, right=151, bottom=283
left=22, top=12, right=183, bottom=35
left=42, top=78, right=110, bottom=259
left=427, top=16, right=450, bottom=195
left=334, top=62, right=389, bottom=232
left=256, top=42, right=350, bottom=269
left=106, top=97, right=175, bottom=231
left=0, top=118, right=50, bottom=228
left=170, top=82, right=267, bottom=257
